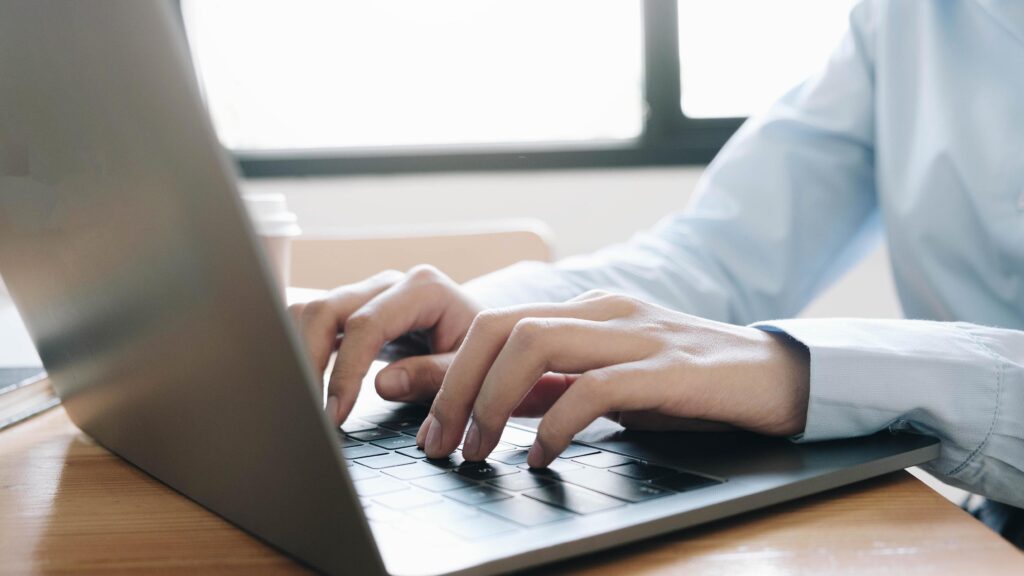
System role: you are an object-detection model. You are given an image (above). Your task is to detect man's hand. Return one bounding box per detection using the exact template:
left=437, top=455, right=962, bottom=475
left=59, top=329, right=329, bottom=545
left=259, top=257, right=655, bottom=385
left=288, top=266, right=482, bottom=426
left=416, top=290, right=810, bottom=468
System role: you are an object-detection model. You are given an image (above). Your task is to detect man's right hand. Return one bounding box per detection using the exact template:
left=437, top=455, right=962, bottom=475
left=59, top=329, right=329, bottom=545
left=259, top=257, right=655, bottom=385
left=288, top=266, right=483, bottom=426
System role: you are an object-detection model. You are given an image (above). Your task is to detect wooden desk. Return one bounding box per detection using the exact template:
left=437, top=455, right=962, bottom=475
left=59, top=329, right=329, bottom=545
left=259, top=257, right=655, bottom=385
left=1, top=408, right=1021, bottom=575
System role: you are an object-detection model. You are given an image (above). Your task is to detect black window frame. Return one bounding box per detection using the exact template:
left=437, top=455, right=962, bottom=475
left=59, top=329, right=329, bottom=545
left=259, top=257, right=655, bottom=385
left=184, top=0, right=745, bottom=178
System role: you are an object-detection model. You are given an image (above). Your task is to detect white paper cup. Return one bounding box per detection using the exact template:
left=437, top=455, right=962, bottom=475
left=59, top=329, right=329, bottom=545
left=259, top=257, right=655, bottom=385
left=241, top=193, right=301, bottom=295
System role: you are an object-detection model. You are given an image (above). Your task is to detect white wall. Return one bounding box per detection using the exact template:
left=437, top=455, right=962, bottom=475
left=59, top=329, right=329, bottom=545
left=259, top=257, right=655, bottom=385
left=244, top=166, right=902, bottom=319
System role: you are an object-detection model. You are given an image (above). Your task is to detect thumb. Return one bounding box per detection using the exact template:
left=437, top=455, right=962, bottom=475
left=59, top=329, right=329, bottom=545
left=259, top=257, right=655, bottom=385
left=374, top=352, right=454, bottom=403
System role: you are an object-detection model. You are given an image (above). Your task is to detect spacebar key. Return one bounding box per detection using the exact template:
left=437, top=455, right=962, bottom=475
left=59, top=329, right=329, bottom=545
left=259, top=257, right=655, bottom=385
left=558, top=468, right=671, bottom=503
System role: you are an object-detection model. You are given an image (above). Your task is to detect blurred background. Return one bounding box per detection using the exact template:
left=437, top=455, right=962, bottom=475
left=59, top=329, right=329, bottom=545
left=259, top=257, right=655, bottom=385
left=186, top=0, right=897, bottom=318
left=1, top=0, right=901, bottom=366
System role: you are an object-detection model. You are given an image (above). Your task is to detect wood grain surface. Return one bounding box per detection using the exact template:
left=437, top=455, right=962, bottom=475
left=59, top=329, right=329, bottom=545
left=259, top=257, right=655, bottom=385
left=1, top=408, right=1021, bottom=575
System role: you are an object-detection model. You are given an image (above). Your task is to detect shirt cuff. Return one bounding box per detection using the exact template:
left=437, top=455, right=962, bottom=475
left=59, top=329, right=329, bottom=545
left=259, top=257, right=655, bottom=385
left=750, top=318, right=1000, bottom=453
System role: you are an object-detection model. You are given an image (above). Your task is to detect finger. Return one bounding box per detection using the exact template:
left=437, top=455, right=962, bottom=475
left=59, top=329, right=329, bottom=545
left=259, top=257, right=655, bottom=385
left=416, top=371, right=576, bottom=450
left=374, top=352, right=454, bottom=403
left=294, top=271, right=402, bottom=383
left=530, top=363, right=661, bottom=468
left=287, top=301, right=306, bottom=329
left=569, top=289, right=617, bottom=302
left=464, top=319, right=643, bottom=460
left=328, top=268, right=460, bottom=425
left=421, top=301, right=627, bottom=458
left=511, top=373, right=579, bottom=417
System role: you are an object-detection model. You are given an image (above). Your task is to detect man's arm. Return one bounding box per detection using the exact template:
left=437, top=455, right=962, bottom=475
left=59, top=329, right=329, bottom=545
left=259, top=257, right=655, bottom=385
left=467, top=1, right=881, bottom=325
left=755, top=318, right=1024, bottom=509
left=463, top=1, right=1024, bottom=507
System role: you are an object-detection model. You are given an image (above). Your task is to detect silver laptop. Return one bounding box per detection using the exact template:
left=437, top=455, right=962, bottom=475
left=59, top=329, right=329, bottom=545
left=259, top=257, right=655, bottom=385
left=0, top=2, right=939, bottom=575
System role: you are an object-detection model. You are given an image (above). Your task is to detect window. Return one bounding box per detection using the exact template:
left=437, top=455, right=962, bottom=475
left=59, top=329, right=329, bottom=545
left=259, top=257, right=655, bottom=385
left=180, top=0, right=856, bottom=176
left=182, top=1, right=643, bottom=151
left=678, top=0, right=858, bottom=118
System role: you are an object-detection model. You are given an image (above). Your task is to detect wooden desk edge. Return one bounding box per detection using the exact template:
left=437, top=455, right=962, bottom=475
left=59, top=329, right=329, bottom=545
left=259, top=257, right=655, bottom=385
left=2, top=407, right=1021, bottom=575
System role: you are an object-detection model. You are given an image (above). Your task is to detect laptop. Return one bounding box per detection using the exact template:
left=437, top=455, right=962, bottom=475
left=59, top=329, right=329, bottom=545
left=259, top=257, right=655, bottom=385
left=0, top=2, right=939, bottom=575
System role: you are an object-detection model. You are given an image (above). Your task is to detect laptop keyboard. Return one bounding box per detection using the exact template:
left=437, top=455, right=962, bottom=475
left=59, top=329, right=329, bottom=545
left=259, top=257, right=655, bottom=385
left=340, top=405, right=722, bottom=540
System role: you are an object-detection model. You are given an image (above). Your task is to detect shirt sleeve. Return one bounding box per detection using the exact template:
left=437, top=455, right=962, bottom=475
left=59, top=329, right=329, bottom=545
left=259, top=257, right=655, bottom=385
left=753, top=318, right=1024, bottom=509
left=466, top=1, right=881, bottom=326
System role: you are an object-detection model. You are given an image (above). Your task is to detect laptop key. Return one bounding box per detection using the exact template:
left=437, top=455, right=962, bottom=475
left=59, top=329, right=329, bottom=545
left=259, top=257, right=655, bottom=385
left=371, top=435, right=418, bottom=450
left=445, top=485, right=513, bottom=506
left=443, top=514, right=517, bottom=540
left=557, top=444, right=600, bottom=459
left=382, top=462, right=445, bottom=481
left=519, top=459, right=583, bottom=474
left=523, top=483, right=625, bottom=515
left=354, top=476, right=408, bottom=497
left=486, top=472, right=554, bottom=492
left=343, top=445, right=389, bottom=460
left=558, top=468, right=671, bottom=503
left=340, top=419, right=376, bottom=434
left=378, top=418, right=425, bottom=432
left=453, top=461, right=520, bottom=480
left=397, top=446, right=428, bottom=459
left=339, top=435, right=365, bottom=448
left=654, top=472, right=721, bottom=492
left=412, top=473, right=478, bottom=493
left=572, top=452, right=635, bottom=468
left=347, top=466, right=380, bottom=482
left=490, top=450, right=530, bottom=465
left=499, top=427, right=537, bottom=447
left=609, top=462, right=676, bottom=481
left=373, top=488, right=442, bottom=510
left=348, top=428, right=400, bottom=442
left=356, top=453, right=417, bottom=469
left=479, top=496, right=574, bottom=526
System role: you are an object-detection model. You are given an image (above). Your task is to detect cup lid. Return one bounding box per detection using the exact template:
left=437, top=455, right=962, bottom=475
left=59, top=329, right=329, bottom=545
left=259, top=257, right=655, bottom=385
left=242, top=193, right=302, bottom=237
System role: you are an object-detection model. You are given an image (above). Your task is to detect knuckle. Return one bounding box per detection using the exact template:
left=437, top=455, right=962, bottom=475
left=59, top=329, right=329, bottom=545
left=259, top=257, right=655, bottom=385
left=407, top=264, right=442, bottom=282
left=469, top=309, right=505, bottom=336
left=608, top=293, right=639, bottom=309
left=374, top=268, right=404, bottom=283
left=508, top=318, right=550, bottom=349
left=301, top=298, right=328, bottom=320
left=343, top=311, right=374, bottom=334
left=430, top=387, right=455, bottom=423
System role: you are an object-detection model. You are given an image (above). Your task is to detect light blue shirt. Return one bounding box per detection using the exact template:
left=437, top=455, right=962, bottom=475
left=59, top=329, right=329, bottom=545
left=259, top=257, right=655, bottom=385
left=466, top=0, right=1024, bottom=508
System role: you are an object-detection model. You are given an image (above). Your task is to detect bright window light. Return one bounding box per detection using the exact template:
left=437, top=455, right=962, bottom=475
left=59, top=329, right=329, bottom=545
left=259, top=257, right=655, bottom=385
left=678, top=0, right=858, bottom=118
left=181, top=1, right=643, bottom=151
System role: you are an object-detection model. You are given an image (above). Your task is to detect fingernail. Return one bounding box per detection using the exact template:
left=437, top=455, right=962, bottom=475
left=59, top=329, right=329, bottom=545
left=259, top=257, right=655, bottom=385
left=325, top=395, right=339, bottom=426
left=527, top=442, right=546, bottom=468
left=425, top=416, right=443, bottom=457
left=378, top=369, right=410, bottom=398
left=463, top=421, right=481, bottom=459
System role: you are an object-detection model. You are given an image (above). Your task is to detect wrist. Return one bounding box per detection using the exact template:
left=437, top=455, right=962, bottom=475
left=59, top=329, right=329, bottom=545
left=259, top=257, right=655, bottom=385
left=761, top=330, right=811, bottom=436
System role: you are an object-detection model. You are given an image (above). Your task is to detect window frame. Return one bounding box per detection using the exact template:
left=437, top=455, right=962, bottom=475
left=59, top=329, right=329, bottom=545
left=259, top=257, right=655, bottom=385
left=183, top=0, right=745, bottom=177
